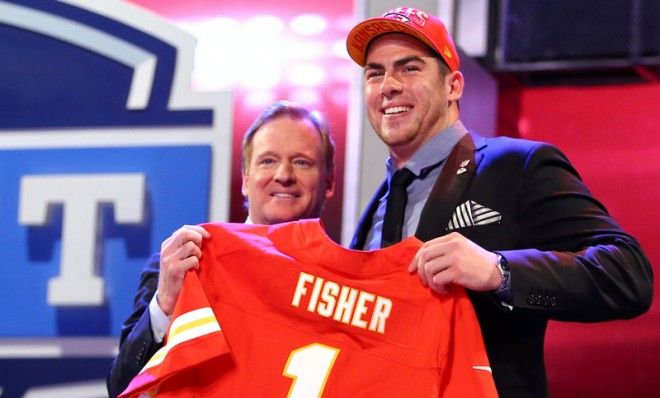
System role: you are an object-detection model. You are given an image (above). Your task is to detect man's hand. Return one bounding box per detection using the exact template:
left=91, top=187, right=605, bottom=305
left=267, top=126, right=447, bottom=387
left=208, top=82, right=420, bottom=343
left=157, top=225, right=210, bottom=315
left=408, top=232, right=502, bottom=294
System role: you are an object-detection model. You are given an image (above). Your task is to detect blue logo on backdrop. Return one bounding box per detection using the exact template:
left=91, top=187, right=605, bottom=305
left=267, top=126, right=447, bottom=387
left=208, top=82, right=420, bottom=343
left=0, top=0, right=232, bottom=395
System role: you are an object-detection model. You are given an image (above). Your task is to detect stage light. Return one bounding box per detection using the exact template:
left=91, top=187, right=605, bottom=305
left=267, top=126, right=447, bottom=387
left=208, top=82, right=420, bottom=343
left=287, top=63, right=325, bottom=86
left=283, top=39, right=324, bottom=60
left=289, top=88, right=321, bottom=106
left=290, top=14, right=327, bottom=36
left=175, top=18, right=245, bottom=90
left=244, top=90, right=276, bottom=109
left=331, top=39, right=350, bottom=60
left=244, top=15, right=284, bottom=35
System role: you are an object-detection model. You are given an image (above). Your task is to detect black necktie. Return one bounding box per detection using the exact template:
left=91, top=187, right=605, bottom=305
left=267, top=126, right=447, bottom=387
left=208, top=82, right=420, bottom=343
left=381, top=168, right=415, bottom=248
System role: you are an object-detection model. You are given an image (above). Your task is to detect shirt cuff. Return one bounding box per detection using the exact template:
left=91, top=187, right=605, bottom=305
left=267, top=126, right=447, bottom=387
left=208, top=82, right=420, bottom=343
left=149, top=291, right=172, bottom=343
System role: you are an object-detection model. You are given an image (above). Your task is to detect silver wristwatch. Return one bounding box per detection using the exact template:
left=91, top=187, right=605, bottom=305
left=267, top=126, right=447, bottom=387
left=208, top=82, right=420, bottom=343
left=494, top=251, right=510, bottom=292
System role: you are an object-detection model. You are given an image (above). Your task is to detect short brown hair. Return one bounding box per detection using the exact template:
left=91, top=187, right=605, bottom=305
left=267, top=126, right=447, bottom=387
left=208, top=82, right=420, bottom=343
left=241, top=101, right=335, bottom=176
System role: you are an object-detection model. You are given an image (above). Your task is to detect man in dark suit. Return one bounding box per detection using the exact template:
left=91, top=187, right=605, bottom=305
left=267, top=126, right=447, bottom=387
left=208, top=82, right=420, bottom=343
left=346, top=6, right=653, bottom=397
left=106, top=101, right=336, bottom=398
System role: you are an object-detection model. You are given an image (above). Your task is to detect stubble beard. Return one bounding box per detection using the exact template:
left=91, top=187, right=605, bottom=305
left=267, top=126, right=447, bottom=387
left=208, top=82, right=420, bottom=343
left=377, top=119, right=418, bottom=149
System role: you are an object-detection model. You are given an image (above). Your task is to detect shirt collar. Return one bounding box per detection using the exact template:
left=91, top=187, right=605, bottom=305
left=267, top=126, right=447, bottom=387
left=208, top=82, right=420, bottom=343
left=385, top=120, right=469, bottom=178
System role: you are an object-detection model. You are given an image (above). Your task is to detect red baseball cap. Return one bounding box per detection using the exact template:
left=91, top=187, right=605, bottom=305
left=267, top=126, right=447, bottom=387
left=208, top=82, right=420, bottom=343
left=346, top=6, right=460, bottom=72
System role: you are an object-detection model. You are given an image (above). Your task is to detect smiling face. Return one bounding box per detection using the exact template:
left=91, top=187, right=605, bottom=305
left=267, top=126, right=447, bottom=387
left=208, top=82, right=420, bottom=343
left=363, top=33, right=463, bottom=165
left=241, top=115, right=335, bottom=225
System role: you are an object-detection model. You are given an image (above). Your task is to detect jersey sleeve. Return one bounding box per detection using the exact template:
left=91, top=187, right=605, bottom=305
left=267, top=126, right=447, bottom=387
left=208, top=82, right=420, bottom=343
left=118, top=271, right=230, bottom=398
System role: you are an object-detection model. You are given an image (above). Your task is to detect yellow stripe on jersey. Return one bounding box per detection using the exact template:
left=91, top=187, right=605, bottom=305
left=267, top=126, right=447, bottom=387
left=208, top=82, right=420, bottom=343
left=140, top=307, right=221, bottom=373
left=170, top=314, right=218, bottom=339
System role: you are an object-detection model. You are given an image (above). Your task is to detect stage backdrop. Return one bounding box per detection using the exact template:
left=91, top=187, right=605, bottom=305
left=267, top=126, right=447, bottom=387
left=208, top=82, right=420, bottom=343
left=0, top=0, right=351, bottom=396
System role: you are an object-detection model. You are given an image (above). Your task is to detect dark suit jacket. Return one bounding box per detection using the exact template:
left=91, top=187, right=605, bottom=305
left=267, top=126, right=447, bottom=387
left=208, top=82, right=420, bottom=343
left=107, top=253, right=161, bottom=398
left=351, top=132, right=653, bottom=398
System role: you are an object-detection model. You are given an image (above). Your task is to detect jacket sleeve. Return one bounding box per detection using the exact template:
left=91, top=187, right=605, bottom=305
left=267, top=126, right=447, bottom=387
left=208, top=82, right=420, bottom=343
left=106, top=253, right=163, bottom=398
left=504, top=142, right=653, bottom=321
left=117, top=270, right=229, bottom=398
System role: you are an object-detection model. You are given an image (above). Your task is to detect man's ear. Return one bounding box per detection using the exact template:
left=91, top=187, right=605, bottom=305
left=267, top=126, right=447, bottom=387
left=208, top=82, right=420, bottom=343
left=447, top=70, right=464, bottom=101
left=241, top=171, right=249, bottom=197
left=324, top=171, right=335, bottom=199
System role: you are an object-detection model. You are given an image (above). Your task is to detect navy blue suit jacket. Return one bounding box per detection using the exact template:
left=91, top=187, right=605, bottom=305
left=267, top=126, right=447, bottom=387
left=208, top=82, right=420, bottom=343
left=351, top=132, right=653, bottom=398
left=107, top=253, right=161, bottom=398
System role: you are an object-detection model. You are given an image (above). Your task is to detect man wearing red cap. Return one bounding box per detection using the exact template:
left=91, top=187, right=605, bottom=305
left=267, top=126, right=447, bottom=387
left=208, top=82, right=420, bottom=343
left=347, top=6, right=653, bottom=398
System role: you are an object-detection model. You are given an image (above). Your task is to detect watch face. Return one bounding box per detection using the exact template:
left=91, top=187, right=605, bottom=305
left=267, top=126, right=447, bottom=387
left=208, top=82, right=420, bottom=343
left=497, top=253, right=510, bottom=271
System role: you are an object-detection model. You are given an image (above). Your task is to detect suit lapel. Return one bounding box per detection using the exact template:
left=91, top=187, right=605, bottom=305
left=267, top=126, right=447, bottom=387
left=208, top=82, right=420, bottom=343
left=415, top=133, right=480, bottom=241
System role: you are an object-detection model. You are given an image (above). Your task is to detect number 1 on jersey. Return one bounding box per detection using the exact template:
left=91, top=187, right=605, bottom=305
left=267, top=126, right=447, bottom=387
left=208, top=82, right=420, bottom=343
left=283, top=343, right=340, bottom=398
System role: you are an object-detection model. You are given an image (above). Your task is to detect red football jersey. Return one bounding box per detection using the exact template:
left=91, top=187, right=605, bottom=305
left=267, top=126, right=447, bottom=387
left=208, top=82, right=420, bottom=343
left=120, top=219, right=497, bottom=398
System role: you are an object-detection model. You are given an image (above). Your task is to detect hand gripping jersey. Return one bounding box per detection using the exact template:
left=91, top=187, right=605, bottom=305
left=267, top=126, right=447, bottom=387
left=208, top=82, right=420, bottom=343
left=119, top=219, right=497, bottom=398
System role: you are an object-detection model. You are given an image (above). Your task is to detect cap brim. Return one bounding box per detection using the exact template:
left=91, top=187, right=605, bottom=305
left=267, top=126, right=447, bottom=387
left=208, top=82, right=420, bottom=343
left=346, top=17, right=441, bottom=67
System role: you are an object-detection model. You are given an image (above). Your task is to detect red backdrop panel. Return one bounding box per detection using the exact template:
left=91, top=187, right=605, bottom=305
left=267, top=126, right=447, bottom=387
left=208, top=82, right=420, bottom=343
left=516, top=82, right=660, bottom=398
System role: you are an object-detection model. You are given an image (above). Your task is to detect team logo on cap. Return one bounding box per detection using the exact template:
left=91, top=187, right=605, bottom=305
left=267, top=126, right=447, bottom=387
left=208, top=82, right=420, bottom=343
left=383, top=12, right=411, bottom=23
left=382, top=7, right=428, bottom=27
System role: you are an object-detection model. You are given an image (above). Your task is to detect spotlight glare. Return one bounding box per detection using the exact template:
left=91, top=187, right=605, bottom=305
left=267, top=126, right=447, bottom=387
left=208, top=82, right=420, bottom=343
left=290, top=14, right=327, bottom=35
left=245, top=15, right=284, bottom=34
left=287, top=63, right=325, bottom=87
